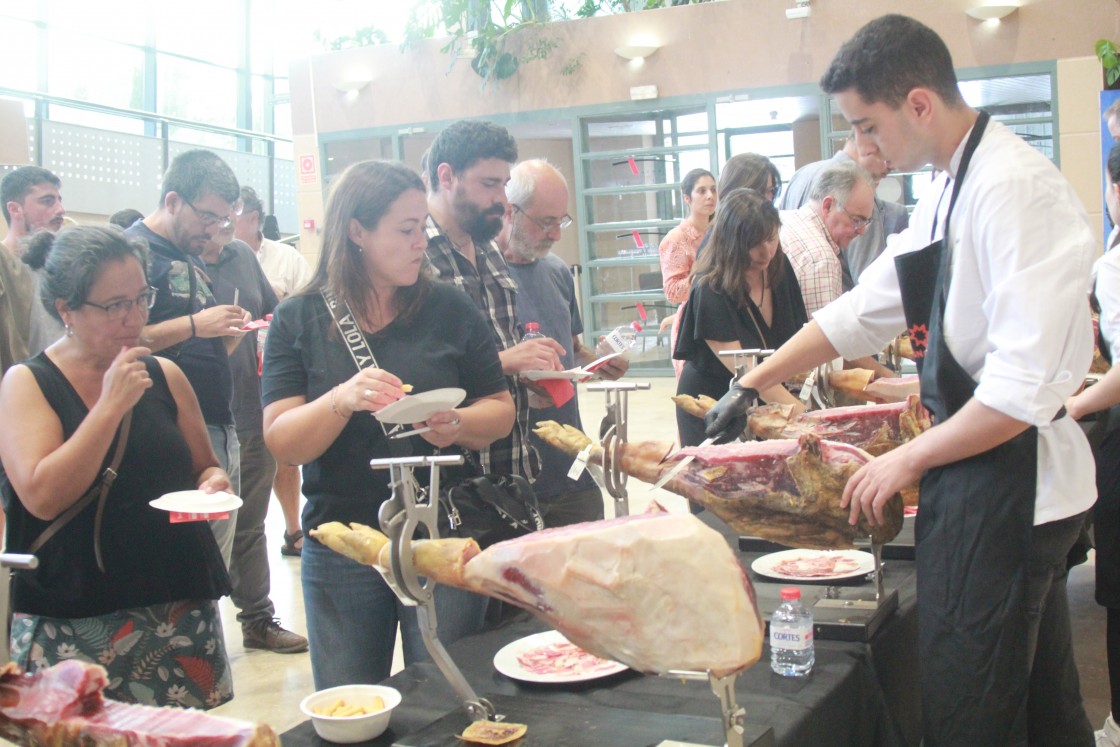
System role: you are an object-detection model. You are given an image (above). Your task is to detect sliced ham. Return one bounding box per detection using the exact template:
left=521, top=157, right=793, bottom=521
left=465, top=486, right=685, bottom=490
left=0, top=660, right=279, bottom=747
left=312, top=511, right=764, bottom=678
left=532, top=423, right=904, bottom=549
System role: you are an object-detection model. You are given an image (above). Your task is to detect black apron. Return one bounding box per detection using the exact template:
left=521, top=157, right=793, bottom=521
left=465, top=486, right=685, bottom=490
left=894, top=111, right=1038, bottom=747
left=1092, top=282, right=1120, bottom=606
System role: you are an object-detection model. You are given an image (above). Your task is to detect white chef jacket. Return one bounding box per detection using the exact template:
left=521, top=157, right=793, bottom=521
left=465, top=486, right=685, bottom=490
left=1095, top=249, right=1120, bottom=362
left=256, top=237, right=313, bottom=299
left=814, top=119, right=1096, bottom=526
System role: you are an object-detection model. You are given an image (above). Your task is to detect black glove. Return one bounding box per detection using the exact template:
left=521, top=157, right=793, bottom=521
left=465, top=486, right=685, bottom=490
left=704, top=384, right=759, bottom=444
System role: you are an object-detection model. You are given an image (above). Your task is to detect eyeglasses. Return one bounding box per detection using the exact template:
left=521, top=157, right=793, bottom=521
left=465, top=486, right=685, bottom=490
left=512, top=204, right=573, bottom=232
left=82, top=287, right=157, bottom=320
left=180, top=196, right=243, bottom=229
left=839, top=204, right=873, bottom=231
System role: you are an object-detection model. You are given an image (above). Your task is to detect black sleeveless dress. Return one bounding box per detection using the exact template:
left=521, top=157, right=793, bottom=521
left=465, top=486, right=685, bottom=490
left=0, top=353, right=230, bottom=618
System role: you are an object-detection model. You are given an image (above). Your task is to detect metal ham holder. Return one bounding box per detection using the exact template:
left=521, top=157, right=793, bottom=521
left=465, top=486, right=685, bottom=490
left=371, top=454, right=500, bottom=725
left=652, top=667, right=774, bottom=747
left=588, top=380, right=651, bottom=518
left=715, top=353, right=897, bottom=642
left=0, top=553, right=40, bottom=666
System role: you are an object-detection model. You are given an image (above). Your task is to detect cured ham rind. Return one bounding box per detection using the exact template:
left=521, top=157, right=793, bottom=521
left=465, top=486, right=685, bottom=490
left=315, top=512, right=765, bottom=678
left=309, top=521, right=481, bottom=588
left=534, top=422, right=903, bottom=549
left=0, top=660, right=279, bottom=746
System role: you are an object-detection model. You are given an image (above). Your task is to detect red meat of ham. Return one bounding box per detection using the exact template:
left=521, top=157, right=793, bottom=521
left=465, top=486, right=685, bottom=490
left=0, top=660, right=278, bottom=746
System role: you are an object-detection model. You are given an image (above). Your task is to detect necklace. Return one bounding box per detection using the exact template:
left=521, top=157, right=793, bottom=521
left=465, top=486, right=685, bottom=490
left=748, top=273, right=767, bottom=308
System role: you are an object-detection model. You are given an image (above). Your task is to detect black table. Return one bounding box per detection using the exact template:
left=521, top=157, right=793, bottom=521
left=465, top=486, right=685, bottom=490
left=282, top=519, right=921, bottom=747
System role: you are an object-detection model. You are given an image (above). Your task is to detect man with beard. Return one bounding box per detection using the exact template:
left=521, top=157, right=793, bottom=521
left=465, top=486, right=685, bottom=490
left=425, top=121, right=565, bottom=483
left=1, top=166, right=65, bottom=373
left=498, top=160, right=627, bottom=525
left=128, top=149, right=251, bottom=572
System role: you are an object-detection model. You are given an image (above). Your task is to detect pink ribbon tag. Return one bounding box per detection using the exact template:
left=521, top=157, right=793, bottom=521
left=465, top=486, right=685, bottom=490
left=632, top=230, right=645, bottom=249
left=627, top=156, right=639, bottom=175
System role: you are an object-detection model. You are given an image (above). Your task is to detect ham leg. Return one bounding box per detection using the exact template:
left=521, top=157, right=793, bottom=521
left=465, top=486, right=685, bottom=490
left=533, top=422, right=904, bottom=549
left=311, top=511, right=764, bottom=678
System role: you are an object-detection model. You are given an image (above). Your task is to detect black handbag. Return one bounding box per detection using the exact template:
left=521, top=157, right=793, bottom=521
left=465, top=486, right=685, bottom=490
left=439, top=466, right=544, bottom=549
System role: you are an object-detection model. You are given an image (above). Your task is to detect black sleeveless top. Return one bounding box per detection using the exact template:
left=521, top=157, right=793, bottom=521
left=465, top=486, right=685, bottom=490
left=0, top=353, right=231, bottom=618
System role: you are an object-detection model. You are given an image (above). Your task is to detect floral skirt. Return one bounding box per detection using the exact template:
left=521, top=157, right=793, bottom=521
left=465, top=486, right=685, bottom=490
left=10, top=599, right=233, bottom=709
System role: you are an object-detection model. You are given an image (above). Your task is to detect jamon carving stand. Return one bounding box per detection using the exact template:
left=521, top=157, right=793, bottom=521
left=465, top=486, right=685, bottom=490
left=654, top=669, right=757, bottom=747
left=372, top=454, right=499, bottom=724
left=589, top=380, right=651, bottom=518
left=0, top=553, right=39, bottom=666
left=718, top=348, right=774, bottom=384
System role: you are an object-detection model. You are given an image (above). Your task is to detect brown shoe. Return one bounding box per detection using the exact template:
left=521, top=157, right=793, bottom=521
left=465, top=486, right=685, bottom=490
left=242, top=618, right=309, bottom=654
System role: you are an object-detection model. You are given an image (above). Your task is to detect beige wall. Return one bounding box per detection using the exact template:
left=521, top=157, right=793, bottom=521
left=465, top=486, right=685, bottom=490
left=289, top=0, right=1120, bottom=263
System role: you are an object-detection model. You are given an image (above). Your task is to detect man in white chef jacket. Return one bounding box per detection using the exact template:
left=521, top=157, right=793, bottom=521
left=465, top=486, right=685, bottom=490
left=705, top=14, right=1096, bottom=747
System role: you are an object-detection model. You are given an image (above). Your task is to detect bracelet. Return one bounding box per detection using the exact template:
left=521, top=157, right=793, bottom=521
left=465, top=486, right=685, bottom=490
left=329, top=385, right=349, bottom=419
left=188, top=314, right=197, bottom=338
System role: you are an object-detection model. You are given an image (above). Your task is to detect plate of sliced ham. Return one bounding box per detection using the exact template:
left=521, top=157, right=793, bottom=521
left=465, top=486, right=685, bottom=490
left=493, top=630, right=628, bottom=684
left=751, top=549, right=875, bottom=582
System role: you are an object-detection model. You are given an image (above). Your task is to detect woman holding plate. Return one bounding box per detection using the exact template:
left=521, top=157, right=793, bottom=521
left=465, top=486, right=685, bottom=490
left=262, top=160, right=514, bottom=688
left=0, top=226, right=233, bottom=708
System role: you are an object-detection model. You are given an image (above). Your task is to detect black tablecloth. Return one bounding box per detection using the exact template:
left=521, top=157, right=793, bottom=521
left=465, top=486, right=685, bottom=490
left=281, top=517, right=920, bottom=747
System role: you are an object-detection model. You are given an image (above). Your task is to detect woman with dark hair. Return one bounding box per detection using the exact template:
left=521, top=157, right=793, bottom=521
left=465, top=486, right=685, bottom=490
left=674, top=188, right=807, bottom=447
left=660, top=168, right=716, bottom=377
left=0, top=226, right=234, bottom=708
left=717, top=153, right=782, bottom=203
left=261, top=160, right=514, bottom=689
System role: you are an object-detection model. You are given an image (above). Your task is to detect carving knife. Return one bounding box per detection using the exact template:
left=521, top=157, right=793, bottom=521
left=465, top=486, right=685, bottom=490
left=652, top=436, right=715, bottom=490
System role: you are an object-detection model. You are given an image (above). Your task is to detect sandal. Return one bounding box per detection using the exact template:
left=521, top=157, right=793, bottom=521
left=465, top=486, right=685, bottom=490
left=280, top=529, right=303, bottom=557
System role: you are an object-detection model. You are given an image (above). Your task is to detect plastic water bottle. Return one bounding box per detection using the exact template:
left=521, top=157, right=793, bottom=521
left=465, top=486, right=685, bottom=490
left=521, top=322, right=546, bottom=341
left=770, top=587, right=814, bottom=676
left=595, top=321, right=643, bottom=359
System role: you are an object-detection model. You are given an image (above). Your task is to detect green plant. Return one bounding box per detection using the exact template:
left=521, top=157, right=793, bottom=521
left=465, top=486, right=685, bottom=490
left=315, top=26, right=389, bottom=52
left=1098, top=39, right=1120, bottom=87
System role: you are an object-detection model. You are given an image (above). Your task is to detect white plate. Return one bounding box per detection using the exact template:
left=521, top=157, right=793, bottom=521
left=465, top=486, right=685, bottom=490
left=373, top=388, right=466, bottom=425
left=751, top=549, right=875, bottom=582
left=493, top=630, right=628, bottom=684
left=149, top=490, right=243, bottom=514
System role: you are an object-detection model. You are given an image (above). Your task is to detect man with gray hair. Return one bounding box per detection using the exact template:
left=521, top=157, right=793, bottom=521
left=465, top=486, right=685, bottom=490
left=499, top=159, right=627, bottom=525
left=780, top=160, right=876, bottom=316
left=781, top=133, right=909, bottom=284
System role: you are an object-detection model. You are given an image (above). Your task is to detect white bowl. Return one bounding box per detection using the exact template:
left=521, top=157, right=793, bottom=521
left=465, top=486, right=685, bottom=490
left=299, top=684, right=401, bottom=743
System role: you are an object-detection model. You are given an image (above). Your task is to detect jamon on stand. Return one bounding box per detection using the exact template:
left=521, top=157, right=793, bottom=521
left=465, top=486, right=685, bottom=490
left=311, top=511, right=764, bottom=678
left=0, top=659, right=279, bottom=746
left=673, top=394, right=929, bottom=506
left=534, top=422, right=903, bottom=549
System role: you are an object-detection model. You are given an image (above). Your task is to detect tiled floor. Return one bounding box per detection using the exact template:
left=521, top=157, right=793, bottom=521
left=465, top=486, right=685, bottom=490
left=207, top=376, right=1110, bottom=738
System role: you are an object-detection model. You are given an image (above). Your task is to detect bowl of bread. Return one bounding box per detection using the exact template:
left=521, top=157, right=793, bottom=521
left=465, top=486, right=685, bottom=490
left=299, top=683, right=401, bottom=743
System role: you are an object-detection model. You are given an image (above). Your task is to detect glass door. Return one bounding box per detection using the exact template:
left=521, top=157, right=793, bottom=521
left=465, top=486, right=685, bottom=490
left=574, top=105, right=715, bottom=376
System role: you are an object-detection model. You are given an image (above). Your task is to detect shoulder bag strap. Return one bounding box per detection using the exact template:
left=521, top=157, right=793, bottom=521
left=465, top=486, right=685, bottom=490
left=320, top=288, right=394, bottom=440
left=27, top=408, right=133, bottom=573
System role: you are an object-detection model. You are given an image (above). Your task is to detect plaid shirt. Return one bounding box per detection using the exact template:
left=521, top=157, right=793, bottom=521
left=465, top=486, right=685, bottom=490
left=780, top=204, right=844, bottom=317
left=425, top=216, right=539, bottom=480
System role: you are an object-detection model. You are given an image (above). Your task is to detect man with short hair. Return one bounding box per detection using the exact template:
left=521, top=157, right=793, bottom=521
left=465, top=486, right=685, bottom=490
left=200, top=222, right=308, bottom=654
left=1, top=166, right=64, bottom=372
left=705, top=15, right=1096, bottom=745
left=127, top=150, right=250, bottom=574
left=780, top=134, right=909, bottom=283
left=780, top=160, right=876, bottom=316
left=498, top=159, right=627, bottom=526
left=424, top=120, right=565, bottom=483
left=233, top=185, right=312, bottom=556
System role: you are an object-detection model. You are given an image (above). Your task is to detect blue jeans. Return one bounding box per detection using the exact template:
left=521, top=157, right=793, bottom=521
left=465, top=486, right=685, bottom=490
left=302, top=534, right=488, bottom=689
left=206, top=424, right=240, bottom=570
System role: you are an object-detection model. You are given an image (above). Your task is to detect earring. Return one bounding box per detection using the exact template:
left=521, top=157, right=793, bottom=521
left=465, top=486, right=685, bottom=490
left=65, top=323, right=73, bottom=337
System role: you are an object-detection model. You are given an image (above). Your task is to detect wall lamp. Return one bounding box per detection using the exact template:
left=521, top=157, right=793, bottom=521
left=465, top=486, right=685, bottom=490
left=332, top=74, right=374, bottom=93
left=615, top=41, right=661, bottom=62
left=964, top=2, right=1019, bottom=21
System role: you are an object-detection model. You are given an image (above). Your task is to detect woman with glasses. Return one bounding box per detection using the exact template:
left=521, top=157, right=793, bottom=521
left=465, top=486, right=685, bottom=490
left=0, top=226, right=234, bottom=708
left=674, top=188, right=807, bottom=447
left=261, top=161, right=514, bottom=689
left=659, top=168, right=716, bottom=378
